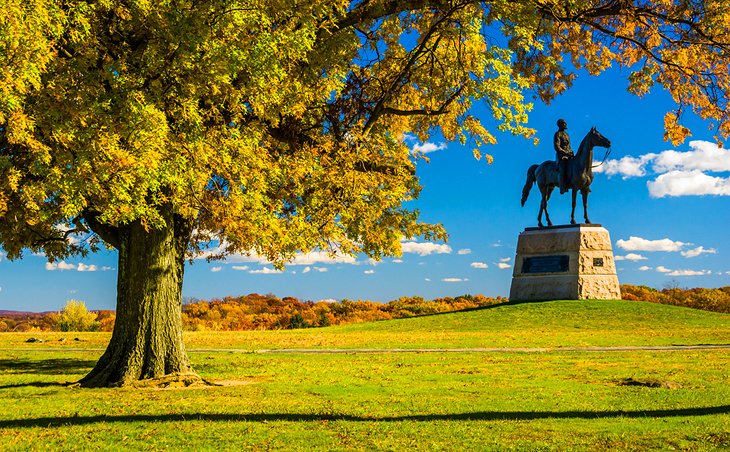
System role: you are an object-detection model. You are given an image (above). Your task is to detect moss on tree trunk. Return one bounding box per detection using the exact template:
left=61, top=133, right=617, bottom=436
left=79, top=208, right=196, bottom=388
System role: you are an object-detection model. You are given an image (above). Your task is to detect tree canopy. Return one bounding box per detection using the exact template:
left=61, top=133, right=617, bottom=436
left=2, top=0, right=729, bottom=263
left=2, top=0, right=729, bottom=386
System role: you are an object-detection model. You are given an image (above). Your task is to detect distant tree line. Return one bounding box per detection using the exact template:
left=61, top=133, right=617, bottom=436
left=620, top=284, right=730, bottom=314
left=0, top=300, right=115, bottom=332
left=180, top=294, right=505, bottom=331
left=1, top=294, right=504, bottom=332
left=3, top=286, right=728, bottom=332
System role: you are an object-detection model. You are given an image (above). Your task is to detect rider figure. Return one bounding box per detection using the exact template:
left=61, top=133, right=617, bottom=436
left=554, top=118, right=573, bottom=194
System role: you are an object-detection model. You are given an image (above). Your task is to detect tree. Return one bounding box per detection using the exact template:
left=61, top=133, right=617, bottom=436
left=58, top=299, right=100, bottom=332
left=2, top=1, right=729, bottom=387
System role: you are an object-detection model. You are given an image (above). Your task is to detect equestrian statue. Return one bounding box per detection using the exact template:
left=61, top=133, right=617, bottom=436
left=521, top=120, right=611, bottom=227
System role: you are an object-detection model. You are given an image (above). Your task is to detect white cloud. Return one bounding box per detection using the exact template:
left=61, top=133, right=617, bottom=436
left=249, top=267, right=283, bottom=274
left=196, top=242, right=358, bottom=266
left=656, top=266, right=672, bottom=273
left=401, top=241, right=452, bottom=256
left=211, top=266, right=223, bottom=273
left=651, top=140, right=730, bottom=173
left=668, top=269, right=711, bottom=276
left=392, top=259, right=403, bottom=263
left=232, top=265, right=249, bottom=271
left=648, top=170, right=730, bottom=198
left=457, top=248, right=472, bottom=255
left=638, top=266, right=652, bottom=271
left=0, top=251, right=5, bottom=262
left=594, top=154, right=655, bottom=179
left=425, top=278, right=432, bottom=282
left=302, top=266, right=327, bottom=274
left=491, top=241, right=505, bottom=247
left=615, top=253, right=648, bottom=261
left=53, top=224, right=89, bottom=247
left=616, top=236, right=686, bottom=252
left=470, top=262, right=488, bottom=269
left=500, top=257, right=512, bottom=262
left=195, top=247, right=265, bottom=264
left=442, top=277, right=468, bottom=282
left=101, top=266, right=113, bottom=271
left=497, top=263, right=512, bottom=269
left=290, top=251, right=358, bottom=266
left=412, top=141, right=447, bottom=154
left=222, top=254, right=263, bottom=263
left=599, top=140, right=730, bottom=178
left=681, top=246, right=718, bottom=258
left=364, top=270, right=375, bottom=274
left=597, top=141, right=730, bottom=197
left=46, top=261, right=77, bottom=271
left=77, top=263, right=98, bottom=272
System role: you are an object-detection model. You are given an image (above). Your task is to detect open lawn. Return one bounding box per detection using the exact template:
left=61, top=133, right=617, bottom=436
left=1, top=300, right=729, bottom=450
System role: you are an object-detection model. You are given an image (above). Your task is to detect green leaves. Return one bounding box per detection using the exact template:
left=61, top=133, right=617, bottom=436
left=2, top=0, right=729, bottom=263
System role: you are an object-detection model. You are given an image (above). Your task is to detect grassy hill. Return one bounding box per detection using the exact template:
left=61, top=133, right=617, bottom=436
left=4, top=299, right=728, bottom=350
left=178, top=299, right=729, bottom=350
left=1, top=299, right=729, bottom=450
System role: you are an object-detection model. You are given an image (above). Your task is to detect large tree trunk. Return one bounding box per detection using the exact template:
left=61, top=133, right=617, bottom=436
left=79, top=208, right=198, bottom=388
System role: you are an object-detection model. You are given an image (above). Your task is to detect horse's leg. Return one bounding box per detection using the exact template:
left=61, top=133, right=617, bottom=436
left=582, top=189, right=591, bottom=224
left=544, top=188, right=553, bottom=227
left=570, top=188, right=577, bottom=224
left=537, top=190, right=545, bottom=227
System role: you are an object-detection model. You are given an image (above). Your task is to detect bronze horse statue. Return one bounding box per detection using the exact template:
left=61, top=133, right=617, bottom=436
left=521, top=127, right=611, bottom=227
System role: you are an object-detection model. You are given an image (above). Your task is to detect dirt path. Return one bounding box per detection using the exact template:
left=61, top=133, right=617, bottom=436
left=6, top=344, right=730, bottom=354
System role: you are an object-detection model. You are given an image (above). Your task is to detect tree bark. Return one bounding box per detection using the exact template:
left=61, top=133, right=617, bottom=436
left=79, top=206, right=196, bottom=387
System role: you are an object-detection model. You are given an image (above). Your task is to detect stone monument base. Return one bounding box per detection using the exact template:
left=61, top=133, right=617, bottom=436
left=509, top=224, right=620, bottom=301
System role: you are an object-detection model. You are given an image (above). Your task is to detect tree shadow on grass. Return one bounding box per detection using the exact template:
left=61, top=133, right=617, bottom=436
left=1, top=406, right=729, bottom=428
left=0, top=358, right=97, bottom=375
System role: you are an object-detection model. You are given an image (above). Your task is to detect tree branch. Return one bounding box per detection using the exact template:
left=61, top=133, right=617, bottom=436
left=82, top=210, right=121, bottom=250
left=380, top=84, right=465, bottom=117
left=362, top=5, right=464, bottom=134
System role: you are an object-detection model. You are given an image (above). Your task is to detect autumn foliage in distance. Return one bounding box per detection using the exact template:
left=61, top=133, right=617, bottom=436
left=3, top=285, right=730, bottom=333
left=180, top=293, right=505, bottom=331
left=3, top=294, right=504, bottom=332
left=620, top=284, right=730, bottom=314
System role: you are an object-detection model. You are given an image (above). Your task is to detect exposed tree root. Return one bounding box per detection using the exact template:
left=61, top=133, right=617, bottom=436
left=126, top=373, right=218, bottom=389
left=72, top=372, right=218, bottom=389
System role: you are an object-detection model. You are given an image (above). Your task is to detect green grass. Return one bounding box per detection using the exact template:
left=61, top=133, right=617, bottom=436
left=2, top=299, right=728, bottom=350
left=1, top=300, right=729, bottom=450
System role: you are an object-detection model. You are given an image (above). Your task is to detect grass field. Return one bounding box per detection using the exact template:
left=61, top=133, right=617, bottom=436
left=1, top=300, right=729, bottom=450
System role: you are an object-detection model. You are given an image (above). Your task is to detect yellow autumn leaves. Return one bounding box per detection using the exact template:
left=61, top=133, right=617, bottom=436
left=1, top=0, right=729, bottom=263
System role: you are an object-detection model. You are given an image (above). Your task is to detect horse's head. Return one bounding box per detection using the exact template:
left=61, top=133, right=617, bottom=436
left=589, top=126, right=611, bottom=148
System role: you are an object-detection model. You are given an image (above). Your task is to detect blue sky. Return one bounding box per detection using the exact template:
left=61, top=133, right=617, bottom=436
left=2, top=66, right=729, bottom=311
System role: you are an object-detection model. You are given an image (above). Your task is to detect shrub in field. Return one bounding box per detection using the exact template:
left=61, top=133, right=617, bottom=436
left=58, top=300, right=101, bottom=332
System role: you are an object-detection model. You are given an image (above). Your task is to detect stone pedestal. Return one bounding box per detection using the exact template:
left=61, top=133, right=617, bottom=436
left=509, top=224, right=621, bottom=301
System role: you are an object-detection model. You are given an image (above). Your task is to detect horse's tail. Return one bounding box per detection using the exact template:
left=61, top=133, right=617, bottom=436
left=521, top=164, right=538, bottom=207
